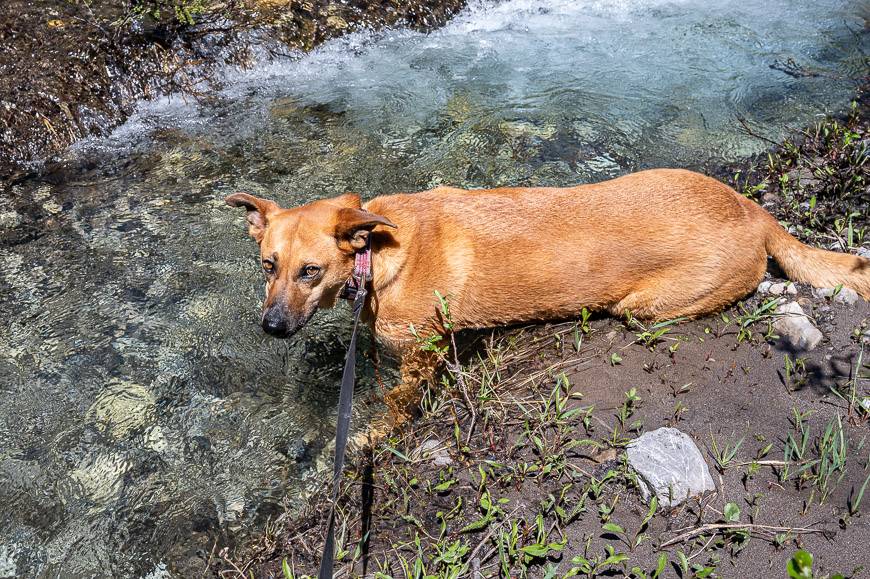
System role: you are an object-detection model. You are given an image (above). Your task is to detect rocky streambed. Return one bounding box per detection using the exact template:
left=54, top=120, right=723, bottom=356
left=0, top=0, right=467, bottom=178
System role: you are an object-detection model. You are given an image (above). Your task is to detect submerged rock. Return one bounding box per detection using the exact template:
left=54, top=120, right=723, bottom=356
left=626, top=427, right=715, bottom=506
left=774, top=301, right=824, bottom=350
left=86, top=381, right=156, bottom=440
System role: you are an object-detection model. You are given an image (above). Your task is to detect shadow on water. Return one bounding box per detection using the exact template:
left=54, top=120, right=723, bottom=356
left=0, top=0, right=868, bottom=576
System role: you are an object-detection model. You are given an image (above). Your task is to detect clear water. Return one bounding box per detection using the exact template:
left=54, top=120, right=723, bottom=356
left=1, top=0, right=866, bottom=576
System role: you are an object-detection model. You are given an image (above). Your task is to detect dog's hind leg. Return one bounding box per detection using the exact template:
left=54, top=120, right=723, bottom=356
left=608, top=257, right=767, bottom=320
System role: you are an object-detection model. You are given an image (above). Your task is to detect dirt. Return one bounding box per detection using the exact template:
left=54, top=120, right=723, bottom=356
left=0, top=0, right=467, bottom=180
left=223, top=283, right=869, bottom=578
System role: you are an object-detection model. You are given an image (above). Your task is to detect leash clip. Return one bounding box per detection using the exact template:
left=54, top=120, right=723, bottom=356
left=339, top=239, right=372, bottom=302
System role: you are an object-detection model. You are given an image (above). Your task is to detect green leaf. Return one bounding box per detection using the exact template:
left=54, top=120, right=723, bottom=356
left=542, top=563, right=559, bottom=579
left=479, top=491, right=492, bottom=511
left=521, top=543, right=550, bottom=558
left=610, top=352, right=623, bottom=366
left=676, top=550, right=689, bottom=573
left=459, top=514, right=493, bottom=534
left=433, top=479, right=456, bottom=492
left=601, top=553, right=630, bottom=566
left=601, top=522, right=625, bottom=535
left=653, top=553, right=668, bottom=579
left=282, top=558, right=293, bottom=579
left=787, top=550, right=814, bottom=579
left=642, top=496, right=658, bottom=527
left=383, top=445, right=411, bottom=462
left=723, top=502, right=741, bottom=522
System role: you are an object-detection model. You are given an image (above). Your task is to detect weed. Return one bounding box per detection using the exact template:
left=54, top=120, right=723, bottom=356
left=784, top=353, right=809, bottom=389
left=848, top=472, right=870, bottom=516
left=564, top=541, right=629, bottom=578
left=830, top=343, right=870, bottom=421
left=631, top=317, right=686, bottom=349
left=781, top=408, right=849, bottom=505
left=786, top=548, right=852, bottom=579
left=810, top=414, right=848, bottom=504
left=630, top=553, right=668, bottom=579
left=709, top=430, right=745, bottom=473
left=781, top=406, right=815, bottom=482
left=572, top=307, right=593, bottom=351
left=729, top=298, right=780, bottom=343
left=601, top=496, right=658, bottom=551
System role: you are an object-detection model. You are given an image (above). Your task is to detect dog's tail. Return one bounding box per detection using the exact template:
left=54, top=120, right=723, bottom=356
left=755, top=203, right=870, bottom=299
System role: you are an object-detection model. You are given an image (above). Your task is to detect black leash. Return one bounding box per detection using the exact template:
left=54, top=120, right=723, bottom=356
left=318, top=252, right=369, bottom=579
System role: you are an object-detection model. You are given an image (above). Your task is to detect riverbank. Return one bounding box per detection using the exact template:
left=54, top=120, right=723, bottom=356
left=221, top=102, right=870, bottom=577
left=0, top=0, right=466, bottom=179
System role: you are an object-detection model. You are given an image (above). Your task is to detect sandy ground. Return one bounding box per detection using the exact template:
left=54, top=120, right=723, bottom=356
left=227, top=271, right=870, bottom=578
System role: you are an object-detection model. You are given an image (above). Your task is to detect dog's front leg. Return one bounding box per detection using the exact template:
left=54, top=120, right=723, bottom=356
left=384, top=340, right=442, bottom=424
left=350, top=334, right=443, bottom=450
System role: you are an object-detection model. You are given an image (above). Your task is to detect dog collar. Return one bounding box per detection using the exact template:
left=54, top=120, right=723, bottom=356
left=339, top=245, right=372, bottom=301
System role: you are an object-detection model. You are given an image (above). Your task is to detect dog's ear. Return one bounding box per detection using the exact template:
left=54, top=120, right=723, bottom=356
left=335, top=207, right=397, bottom=252
left=226, top=192, right=280, bottom=242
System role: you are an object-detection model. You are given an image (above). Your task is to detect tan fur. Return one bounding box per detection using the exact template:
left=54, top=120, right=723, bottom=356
left=227, top=169, right=870, bottom=425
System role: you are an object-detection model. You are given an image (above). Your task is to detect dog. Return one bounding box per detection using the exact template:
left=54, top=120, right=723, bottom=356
left=226, top=168, right=870, bottom=424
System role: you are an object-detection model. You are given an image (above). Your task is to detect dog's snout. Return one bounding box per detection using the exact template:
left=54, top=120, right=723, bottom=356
left=262, top=308, right=290, bottom=337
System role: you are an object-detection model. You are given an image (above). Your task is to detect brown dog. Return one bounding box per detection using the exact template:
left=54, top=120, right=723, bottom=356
left=227, top=168, right=870, bottom=421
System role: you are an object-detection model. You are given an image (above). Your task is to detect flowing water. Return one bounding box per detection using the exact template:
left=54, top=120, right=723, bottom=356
left=0, top=0, right=867, bottom=576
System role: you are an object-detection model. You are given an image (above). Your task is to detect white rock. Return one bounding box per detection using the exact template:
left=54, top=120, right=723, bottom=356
left=813, top=287, right=835, bottom=299
left=834, top=287, right=859, bottom=305
left=626, top=427, right=715, bottom=507
left=774, top=301, right=823, bottom=351
left=813, top=286, right=860, bottom=306
left=414, top=439, right=453, bottom=466
left=857, top=248, right=870, bottom=259
left=769, top=282, right=797, bottom=296
left=758, top=280, right=796, bottom=296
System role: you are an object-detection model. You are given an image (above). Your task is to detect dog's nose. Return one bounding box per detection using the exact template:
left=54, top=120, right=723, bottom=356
left=262, top=309, right=289, bottom=337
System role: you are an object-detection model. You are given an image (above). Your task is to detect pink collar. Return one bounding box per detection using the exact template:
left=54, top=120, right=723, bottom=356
left=339, top=246, right=372, bottom=301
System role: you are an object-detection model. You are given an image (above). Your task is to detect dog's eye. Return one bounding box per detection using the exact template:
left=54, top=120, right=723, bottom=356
left=301, top=265, right=320, bottom=279
left=262, top=260, right=275, bottom=274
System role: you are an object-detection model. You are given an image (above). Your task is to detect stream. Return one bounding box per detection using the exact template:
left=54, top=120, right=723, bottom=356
left=0, top=0, right=867, bottom=576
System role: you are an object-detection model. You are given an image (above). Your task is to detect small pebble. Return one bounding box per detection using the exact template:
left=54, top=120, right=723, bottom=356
left=813, top=286, right=859, bottom=306
left=414, top=438, right=453, bottom=466
left=769, top=282, right=796, bottom=296
left=774, top=301, right=823, bottom=351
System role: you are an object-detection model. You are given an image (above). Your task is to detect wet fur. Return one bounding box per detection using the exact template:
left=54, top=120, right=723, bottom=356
left=227, top=168, right=870, bottom=428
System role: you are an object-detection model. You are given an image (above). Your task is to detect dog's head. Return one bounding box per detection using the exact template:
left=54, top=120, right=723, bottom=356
left=226, top=192, right=396, bottom=338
